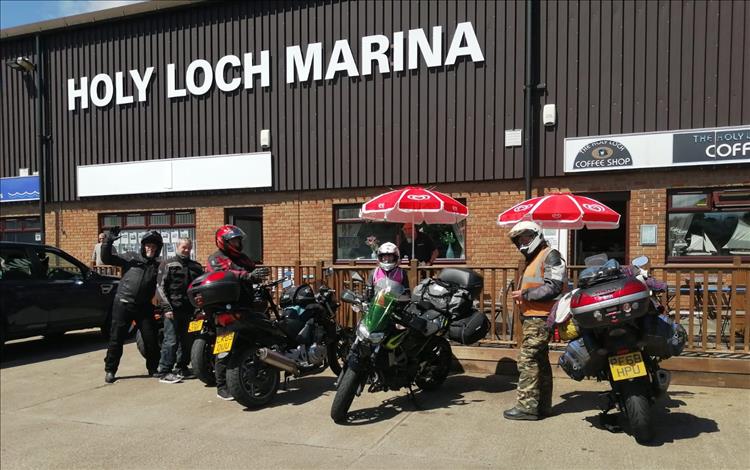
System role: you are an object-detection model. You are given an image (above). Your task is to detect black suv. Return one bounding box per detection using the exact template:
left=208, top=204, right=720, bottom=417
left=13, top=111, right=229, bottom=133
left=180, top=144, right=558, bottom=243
left=0, top=241, right=119, bottom=345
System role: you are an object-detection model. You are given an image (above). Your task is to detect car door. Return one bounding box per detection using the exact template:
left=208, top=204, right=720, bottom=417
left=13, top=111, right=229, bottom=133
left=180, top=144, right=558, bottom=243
left=31, top=247, right=107, bottom=332
left=0, top=244, right=48, bottom=338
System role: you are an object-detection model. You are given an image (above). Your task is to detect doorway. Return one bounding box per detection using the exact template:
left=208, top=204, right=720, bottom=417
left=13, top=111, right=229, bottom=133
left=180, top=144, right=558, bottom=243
left=572, top=192, right=629, bottom=265
left=226, top=208, right=263, bottom=263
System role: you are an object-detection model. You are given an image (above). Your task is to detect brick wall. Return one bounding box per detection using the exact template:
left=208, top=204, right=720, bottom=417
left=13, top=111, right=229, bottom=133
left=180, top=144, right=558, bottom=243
left=2, top=165, right=745, bottom=269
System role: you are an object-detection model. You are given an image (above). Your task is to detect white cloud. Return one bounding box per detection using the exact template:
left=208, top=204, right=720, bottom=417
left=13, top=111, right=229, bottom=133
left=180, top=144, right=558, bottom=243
left=58, top=0, right=144, bottom=18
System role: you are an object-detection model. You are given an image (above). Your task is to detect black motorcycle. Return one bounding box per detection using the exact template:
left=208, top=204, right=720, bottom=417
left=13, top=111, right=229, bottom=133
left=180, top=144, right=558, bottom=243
left=188, top=308, right=217, bottom=386
left=558, top=256, right=686, bottom=443
left=188, top=271, right=351, bottom=408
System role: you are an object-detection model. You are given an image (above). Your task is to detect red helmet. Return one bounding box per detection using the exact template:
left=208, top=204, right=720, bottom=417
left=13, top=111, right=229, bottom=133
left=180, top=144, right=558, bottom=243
left=215, top=224, right=246, bottom=257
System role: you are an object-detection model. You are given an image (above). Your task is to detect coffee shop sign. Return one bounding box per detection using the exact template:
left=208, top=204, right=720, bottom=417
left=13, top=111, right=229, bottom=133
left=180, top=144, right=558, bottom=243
left=67, top=22, right=484, bottom=111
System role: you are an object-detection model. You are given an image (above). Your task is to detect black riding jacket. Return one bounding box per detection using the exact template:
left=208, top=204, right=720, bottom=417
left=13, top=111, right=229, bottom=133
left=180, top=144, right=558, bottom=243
left=102, top=238, right=160, bottom=305
left=156, top=255, right=204, bottom=312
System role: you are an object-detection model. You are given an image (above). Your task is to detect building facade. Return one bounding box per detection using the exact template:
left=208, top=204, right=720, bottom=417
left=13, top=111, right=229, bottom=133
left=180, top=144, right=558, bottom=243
left=1, top=0, right=748, bottom=268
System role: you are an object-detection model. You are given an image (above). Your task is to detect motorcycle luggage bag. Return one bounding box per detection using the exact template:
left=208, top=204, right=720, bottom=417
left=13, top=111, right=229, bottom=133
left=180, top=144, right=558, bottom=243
left=188, top=271, right=241, bottom=308
left=558, top=335, right=605, bottom=381
left=570, top=276, right=650, bottom=329
left=437, top=268, right=484, bottom=299
left=448, top=310, right=490, bottom=345
left=640, top=314, right=687, bottom=359
left=412, top=278, right=474, bottom=320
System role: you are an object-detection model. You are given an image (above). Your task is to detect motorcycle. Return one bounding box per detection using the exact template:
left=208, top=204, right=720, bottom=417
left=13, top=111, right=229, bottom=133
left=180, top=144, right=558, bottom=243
left=188, top=308, right=217, bottom=386
left=330, top=268, right=487, bottom=424
left=187, top=270, right=352, bottom=408
left=557, top=255, right=686, bottom=443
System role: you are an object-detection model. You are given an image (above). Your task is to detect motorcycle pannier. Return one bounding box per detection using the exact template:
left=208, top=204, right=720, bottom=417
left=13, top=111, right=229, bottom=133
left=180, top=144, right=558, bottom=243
left=640, top=314, right=687, bottom=359
left=569, top=277, right=650, bottom=329
left=188, top=271, right=241, bottom=308
left=437, top=268, right=484, bottom=299
left=448, top=310, right=490, bottom=345
left=558, top=336, right=605, bottom=381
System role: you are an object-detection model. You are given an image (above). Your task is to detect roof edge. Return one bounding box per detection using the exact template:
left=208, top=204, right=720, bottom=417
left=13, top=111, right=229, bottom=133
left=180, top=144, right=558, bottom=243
left=0, top=0, right=204, bottom=40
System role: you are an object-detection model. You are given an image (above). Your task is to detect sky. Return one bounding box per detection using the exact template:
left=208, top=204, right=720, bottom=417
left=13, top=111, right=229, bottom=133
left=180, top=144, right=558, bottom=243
left=1, top=0, right=144, bottom=30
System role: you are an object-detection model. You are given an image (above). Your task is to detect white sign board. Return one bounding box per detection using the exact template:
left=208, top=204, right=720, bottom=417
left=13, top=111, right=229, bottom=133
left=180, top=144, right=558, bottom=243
left=77, top=152, right=272, bottom=197
left=564, top=126, right=750, bottom=172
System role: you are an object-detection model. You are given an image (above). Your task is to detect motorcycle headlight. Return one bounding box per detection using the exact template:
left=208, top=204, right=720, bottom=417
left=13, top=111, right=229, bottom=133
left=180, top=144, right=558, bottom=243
left=357, top=323, right=384, bottom=344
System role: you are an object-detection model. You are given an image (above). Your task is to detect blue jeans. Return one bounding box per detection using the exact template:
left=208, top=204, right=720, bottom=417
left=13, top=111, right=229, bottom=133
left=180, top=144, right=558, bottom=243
left=157, top=308, right=192, bottom=373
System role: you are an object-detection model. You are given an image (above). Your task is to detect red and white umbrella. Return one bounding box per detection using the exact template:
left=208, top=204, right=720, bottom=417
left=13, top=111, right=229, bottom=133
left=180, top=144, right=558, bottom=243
left=360, top=186, right=468, bottom=260
left=497, top=193, right=620, bottom=229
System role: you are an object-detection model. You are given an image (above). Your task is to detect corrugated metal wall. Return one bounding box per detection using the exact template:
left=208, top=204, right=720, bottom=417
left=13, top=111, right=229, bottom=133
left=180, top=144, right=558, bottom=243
left=1, top=0, right=748, bottom=202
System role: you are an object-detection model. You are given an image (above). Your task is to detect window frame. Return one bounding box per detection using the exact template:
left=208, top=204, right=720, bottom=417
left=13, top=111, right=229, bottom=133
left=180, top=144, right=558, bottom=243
left=99, top=211, right=196, bottom=230
left=667, top=187, right=750, bottom=263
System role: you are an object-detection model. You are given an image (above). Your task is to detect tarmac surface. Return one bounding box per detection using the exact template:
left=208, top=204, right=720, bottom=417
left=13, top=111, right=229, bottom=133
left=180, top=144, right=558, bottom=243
left=1, top=330, right=749, bottom=470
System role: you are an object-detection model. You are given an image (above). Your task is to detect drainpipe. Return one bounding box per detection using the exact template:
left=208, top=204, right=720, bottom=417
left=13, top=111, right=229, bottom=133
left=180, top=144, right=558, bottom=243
left=35, top=34, right=46, bottom=244
left=523, top=0, right=533, bottom=200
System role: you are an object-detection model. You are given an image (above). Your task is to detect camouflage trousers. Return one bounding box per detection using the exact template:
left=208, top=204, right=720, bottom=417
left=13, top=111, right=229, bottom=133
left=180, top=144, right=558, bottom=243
left=515, top=317, right=552, bottom=414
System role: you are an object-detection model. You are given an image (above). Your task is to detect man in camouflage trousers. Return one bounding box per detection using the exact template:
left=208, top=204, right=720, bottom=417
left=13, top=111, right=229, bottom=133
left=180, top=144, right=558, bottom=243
left=505, top=221, right=567, bottom=421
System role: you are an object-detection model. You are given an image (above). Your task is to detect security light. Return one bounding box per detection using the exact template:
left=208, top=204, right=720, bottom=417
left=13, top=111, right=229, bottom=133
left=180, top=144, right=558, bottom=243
left=6, top=56, right=35, bottom=73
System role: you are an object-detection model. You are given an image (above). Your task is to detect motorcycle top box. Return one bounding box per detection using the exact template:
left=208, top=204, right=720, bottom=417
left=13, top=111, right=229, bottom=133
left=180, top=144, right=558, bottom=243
left=570, top=276, right=650, bottom=329
left=437, top=268, right=484, bottom=299
left=188, top=271, right=241, bottom=308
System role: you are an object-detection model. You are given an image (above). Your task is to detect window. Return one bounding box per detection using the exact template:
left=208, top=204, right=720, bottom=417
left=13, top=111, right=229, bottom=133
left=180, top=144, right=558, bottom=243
left=100, top=211, right=197, bottom=260
left=667, top=188, right=750, bottom=262
left=0, top=217, right=41, bottom=243
left=0, top=246, right=33, bottom=280
left=37, top=249, right=84, bottom=281
left=334, top=204, right=467, bottom=263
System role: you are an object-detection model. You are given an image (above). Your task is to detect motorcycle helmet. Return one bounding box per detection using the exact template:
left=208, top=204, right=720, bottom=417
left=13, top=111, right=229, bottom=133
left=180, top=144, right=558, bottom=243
left=215, top=224, right=246, bottom=258
left=140, top=231, right=164, bottom=258
left=508, top=221, right=544, bottom=256
left=377, top=242, right=400, bottom=272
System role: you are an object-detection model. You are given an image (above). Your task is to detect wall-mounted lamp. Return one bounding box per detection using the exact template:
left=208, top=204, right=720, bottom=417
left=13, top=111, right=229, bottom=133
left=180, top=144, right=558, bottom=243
left=6, top=56, right=35, bottom=73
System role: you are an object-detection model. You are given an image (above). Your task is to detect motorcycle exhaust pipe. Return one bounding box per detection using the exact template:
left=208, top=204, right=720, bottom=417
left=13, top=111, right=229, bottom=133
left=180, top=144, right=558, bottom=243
left=256, top=348, right=299, bottom=376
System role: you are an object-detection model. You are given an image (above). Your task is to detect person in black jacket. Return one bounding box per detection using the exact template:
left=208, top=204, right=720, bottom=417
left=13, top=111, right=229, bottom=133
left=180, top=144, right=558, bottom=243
left=154, top=238, right=203, bottom=384
left=207, top=224, right=269, bottom=400
left=102, top=227, right=164, bottom=384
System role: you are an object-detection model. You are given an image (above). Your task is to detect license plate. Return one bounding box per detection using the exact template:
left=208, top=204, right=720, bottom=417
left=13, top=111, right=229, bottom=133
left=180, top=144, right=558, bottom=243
left=608, top=351, right=647, bottom=381
left=188, top=319, right=204, bottom=333
left=213, top=332, right=235, bottom=355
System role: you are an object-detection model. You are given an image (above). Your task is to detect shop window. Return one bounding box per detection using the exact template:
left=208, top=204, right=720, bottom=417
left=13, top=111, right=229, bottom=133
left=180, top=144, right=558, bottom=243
left=100, top=211, right=197, bottom=260
left=334, top=204, right=467, bottom=263
left=0, top=217, right=41, bottom=243
left=667, top=188, right=750, bottom=261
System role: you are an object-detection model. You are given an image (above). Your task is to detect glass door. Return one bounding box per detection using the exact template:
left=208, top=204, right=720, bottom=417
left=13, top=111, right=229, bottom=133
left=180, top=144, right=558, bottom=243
left=227, top=208, right=263, bottom=263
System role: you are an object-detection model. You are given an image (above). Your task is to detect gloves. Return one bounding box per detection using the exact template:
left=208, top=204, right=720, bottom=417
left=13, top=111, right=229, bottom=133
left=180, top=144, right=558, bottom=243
left=106, top=226, right=122, bottom=242
left=240, top=267, right=270, bottom=283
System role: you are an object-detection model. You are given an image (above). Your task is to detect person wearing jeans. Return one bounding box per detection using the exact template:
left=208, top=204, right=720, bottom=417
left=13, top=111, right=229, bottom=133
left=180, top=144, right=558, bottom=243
left=155, top=238, right=203, bottom=383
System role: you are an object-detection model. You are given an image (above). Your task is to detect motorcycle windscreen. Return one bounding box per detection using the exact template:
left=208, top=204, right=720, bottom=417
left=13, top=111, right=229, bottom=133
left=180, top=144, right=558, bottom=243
left=362, top=278, right=405, bottom=333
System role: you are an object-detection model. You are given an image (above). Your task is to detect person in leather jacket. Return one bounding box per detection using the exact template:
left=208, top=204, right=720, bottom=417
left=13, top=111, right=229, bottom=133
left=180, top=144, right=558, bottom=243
left=102, top=228, right=164, bottom=384
left=154, top=238, right=204, bottom=383
left=208, top=225, right=270, bottom=400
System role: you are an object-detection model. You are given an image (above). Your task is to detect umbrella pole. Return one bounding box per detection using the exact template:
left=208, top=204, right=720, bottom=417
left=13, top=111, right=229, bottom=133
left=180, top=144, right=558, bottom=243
left=411, top=216, right=416, bottom=262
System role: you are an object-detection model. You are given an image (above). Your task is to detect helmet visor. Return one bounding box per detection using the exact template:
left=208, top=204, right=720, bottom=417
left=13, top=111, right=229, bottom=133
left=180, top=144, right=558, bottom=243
left=378, top=253, right=398, bottom=264
left=511, top=230, right=536, bottom=248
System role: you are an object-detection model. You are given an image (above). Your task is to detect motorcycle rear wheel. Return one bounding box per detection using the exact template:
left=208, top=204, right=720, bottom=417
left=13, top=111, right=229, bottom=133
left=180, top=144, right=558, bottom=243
left=624, top=393, right=653, bottom=444
left=226, top=348, right=280, bottom=408
left=415, top=338, right=452, bottom=391
left=331, top=367, right=360, bottom=424
left=327, top=328, right=354, bottom=376
left=190, top=337, right=216, bottom=386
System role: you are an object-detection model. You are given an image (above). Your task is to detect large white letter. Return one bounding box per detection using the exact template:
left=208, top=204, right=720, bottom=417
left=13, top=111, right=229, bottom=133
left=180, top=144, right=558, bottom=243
left=243, top=50, right=270, bottom=89
left=286, top=43, right=323, bottom=83
left=67, top=77, right=88, bottom=110
left=392, top=31, right=405, bottom=72
left=216, top=55, right=242, bottom=92
left=361, top=34, right=390, bottom=76
left=90, top=73, right=114, bottom=108
left=167, top=63, right=187, bottom=98
left=130, top=67, right=154, bottom=102
left=185, top=59, right=213, bottom=96
left=325, top=39, right=359, bottom=80
left=408, top=26, right=442, bottom=70
left=445, top=22, right=485, bottom=65
left=115, top=72, right=134, bottom=105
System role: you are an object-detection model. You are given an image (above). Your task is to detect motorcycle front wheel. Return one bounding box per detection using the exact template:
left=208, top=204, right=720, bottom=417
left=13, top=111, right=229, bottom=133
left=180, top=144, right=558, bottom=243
left=226, top=347, right=280, bottom=408
left=330, top=367, right=361, bottom=423
left=415, top=338, right=452, bottom=391
left=624, top=393, right=653, bottom=444
left=190, top=337, right=216, bottom=386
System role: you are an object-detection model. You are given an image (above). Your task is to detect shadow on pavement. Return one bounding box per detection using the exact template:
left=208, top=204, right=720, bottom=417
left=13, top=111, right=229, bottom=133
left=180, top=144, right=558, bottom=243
left=1, top=330, right=111, bottom=369
left=557, top=389, right=718, bottom=445
left=240, top=375, right=340, bottom=411
left=340, top=373, right=517, bottom=426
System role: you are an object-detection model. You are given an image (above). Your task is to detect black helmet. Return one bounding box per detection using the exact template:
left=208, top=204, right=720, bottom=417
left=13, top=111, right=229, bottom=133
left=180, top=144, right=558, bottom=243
left=280, top=284, right=315, bottom=308
left=140, top=231, right=164, bottom=258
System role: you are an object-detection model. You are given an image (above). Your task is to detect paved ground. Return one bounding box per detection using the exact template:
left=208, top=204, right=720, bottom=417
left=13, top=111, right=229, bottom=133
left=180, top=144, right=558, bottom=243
left=1, top=330, right=749, bottom=470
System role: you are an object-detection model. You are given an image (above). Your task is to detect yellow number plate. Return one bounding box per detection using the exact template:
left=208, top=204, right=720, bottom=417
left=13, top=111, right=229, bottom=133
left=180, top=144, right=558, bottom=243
left=188, top=320, right=204, bottom=333
left=608, top=351, right=647, bottom=381
left=213, top=332, right=235, bottom=355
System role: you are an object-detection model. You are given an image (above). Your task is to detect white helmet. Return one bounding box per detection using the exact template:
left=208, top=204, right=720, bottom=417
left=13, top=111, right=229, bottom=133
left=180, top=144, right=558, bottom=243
left=377, top=242, right=400, bottom=271
left=508, top=221, right=544, bottom=256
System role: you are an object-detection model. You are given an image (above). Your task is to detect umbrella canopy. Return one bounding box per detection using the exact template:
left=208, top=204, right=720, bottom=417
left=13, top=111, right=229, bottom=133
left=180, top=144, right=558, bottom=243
left=360, top=186, right=468, bottom=260
left=497, top=193, right=621, bottom=229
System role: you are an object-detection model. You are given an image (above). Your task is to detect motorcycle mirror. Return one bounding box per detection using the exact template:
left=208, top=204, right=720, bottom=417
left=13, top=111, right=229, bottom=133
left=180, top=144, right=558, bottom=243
left=350, top=272, right=364, bottom=284
left=341, top=289, right=359, bottom=304
left=324, top=266, right=335, bottom=277
left=632, top=255, right=650, bottom=269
